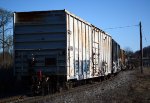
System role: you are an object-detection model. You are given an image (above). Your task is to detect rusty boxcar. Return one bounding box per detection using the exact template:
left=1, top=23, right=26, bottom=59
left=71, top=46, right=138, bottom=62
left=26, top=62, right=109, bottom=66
left=14, top=10, right=120, bottom=93
left=120, top=49, right=126, bottom=70
left=14, top=10, right=113, bottom=81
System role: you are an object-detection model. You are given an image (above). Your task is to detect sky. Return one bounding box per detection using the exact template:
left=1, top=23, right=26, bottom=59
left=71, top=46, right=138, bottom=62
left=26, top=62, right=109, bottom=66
left=0, top=0, right=149, bottom=52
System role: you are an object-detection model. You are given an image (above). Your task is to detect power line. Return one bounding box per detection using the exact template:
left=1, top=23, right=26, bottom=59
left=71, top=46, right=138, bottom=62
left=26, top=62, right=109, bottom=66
left=104, top=24, right=139, bottom=30
left=144, top=34, right=147, bottom=43
left=142, top=29, right=148, bottom=46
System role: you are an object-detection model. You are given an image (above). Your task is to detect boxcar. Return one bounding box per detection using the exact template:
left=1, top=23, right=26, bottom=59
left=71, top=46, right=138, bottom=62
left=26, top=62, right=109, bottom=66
left=120, top=49, right=126, bottom=70
left=112, top=39, right=121, bottom=73
left=13, top=10, right=113, bottom=88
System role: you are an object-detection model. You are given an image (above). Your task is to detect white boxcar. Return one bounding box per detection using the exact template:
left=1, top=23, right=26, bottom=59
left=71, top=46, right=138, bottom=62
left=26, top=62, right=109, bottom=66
left=14, top=10, right=112, bottom=81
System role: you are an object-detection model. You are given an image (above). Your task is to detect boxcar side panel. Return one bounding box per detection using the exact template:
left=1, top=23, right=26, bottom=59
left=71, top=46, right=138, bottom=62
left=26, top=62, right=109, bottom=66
left=74, top=18, right=79, bottom=79
left=112, top=39, right=121, bottom=73
left=66, top=13, right=93, bottom=80
left=88, top=26, right=93, bottom=78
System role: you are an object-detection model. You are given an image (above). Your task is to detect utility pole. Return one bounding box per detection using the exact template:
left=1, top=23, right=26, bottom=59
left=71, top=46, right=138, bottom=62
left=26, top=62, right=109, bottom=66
left=139, top=22, right=143, bottom=73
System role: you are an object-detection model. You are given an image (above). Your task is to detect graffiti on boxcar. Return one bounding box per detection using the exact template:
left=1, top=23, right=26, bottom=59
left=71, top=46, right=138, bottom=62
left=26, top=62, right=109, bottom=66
left=101, top=61, right=107, bottom=75
left=75, top=60, right=90, bottom=74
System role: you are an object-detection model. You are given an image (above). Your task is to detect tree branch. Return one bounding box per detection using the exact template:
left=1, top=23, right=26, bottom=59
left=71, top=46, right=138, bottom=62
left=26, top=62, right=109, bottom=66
left=0, top=38, right=10, bottom=46
left=0, top=27, right=12, bottom=34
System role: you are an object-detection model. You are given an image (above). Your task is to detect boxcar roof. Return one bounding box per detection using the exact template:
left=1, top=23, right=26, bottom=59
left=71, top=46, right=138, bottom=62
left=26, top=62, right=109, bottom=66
left=14, top=9, right=111, bottom=38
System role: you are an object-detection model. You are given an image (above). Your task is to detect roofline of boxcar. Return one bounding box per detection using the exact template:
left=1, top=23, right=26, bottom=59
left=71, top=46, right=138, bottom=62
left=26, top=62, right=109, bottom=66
left=112, top=39, right=118, bottom=44
left=14, top=9, right=65, bottom=14
left=14, top=9, right=112, bottom=38
left=64, top=9, right=111, bottom=38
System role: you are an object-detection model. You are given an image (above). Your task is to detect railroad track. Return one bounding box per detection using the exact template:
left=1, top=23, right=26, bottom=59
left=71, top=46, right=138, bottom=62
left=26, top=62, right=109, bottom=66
left=0, top=95, right=43, bottom=103
left=0, top=95, right=26, bottom=103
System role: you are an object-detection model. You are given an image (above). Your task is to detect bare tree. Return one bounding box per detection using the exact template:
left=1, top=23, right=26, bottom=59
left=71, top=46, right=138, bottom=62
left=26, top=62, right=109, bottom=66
left=0, top=8, right=13, bottom=68
left=124, top=47, right=133, bottom=58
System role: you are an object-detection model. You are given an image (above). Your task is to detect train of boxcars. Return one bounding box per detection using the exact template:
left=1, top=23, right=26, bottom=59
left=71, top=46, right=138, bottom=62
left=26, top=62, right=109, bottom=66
left=13, top=10, right=127, bottom=95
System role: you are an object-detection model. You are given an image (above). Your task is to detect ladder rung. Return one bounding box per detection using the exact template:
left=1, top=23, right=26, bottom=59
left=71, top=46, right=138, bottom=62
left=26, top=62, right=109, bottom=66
left=93, top=53, right=99, bottom=55
left=94, top=42, right=99, bottom=44
left=92, top=47, right=99, bottom=49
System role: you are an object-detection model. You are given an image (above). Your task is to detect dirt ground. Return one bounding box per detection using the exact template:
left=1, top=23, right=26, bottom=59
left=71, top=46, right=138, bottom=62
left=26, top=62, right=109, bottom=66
left=128, top=67, right=150, bottom=103
left=35, top=67, right=150, bottom=103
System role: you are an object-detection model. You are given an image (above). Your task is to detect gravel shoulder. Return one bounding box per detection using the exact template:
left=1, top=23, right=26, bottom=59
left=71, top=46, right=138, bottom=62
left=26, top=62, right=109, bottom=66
left=29, top=67, right=150, bottom=103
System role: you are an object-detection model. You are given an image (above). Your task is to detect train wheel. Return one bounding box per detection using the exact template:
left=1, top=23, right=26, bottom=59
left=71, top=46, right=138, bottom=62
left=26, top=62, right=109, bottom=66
left=65, top=81, right=73, bottom=90
left=58, top=86, right=63, bottom=93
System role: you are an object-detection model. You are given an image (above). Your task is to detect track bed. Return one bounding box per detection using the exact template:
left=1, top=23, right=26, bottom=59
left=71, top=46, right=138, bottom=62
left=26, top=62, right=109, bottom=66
left=1, top=69, right=139, bottom=103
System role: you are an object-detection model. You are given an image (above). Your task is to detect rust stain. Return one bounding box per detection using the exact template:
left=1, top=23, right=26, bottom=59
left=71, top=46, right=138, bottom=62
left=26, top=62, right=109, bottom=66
left=16, top=12, right=46, bottom=23
left=86, top=26, right=89, bottom=49
left=120, top=49, right=126, bottom=64
left=82, top=23, right=86, bottom=48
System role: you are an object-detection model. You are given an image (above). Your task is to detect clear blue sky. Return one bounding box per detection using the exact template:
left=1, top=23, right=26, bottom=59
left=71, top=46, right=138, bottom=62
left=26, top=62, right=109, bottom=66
left=0, top=0, right=149, bottom=52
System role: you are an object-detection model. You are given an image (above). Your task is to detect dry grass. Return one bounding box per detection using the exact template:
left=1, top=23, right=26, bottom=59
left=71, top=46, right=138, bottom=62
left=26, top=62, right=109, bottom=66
left=128, top=67, right=150, bottom=103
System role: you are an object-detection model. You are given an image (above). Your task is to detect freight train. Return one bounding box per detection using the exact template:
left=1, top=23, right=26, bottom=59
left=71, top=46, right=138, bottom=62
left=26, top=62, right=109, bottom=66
left=13, top=10, right=127, bottom=95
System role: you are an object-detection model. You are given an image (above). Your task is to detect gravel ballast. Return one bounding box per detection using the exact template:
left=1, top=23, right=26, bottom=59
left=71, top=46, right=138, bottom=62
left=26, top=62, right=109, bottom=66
left=33, top=69, right=137, bottom=103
